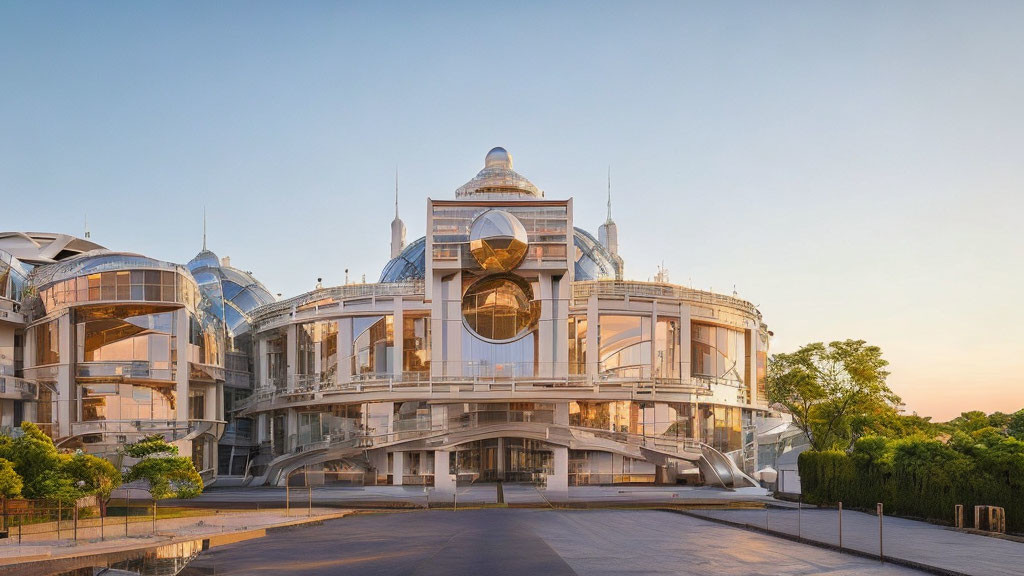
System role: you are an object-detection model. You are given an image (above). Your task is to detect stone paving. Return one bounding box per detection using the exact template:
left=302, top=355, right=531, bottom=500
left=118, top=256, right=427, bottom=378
left=688, top=506, right=1024, bottom=576
left=182, top=508, right=923, bottom=576
left=0, top=507, right=350, bottom=568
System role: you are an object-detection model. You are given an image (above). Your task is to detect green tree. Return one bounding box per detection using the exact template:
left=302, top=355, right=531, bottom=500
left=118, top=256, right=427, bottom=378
left=768, top=340, right=899, bottom=451
left=946, top=411, right=991, bottom=434
left=0, top=458, right=23, bottom=498
left=122, top=435, right=203, bottom=500
left=0, top=423, right=122, bottom=503
left=1007, top=409, right=1024, bottom=439
left=63, top=452, right=122, bottom=513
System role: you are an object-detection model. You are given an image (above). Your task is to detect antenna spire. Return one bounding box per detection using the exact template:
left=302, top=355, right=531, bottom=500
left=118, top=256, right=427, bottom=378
left=202, top=206, right=207, bottom=251
left=606, top=165, right=613, bottom=222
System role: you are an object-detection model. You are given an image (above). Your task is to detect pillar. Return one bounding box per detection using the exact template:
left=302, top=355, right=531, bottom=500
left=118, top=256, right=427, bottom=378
left=434, top=450, right=454, bottom=495
left=547, top=446, right=568, bottom=497
left=285, top=324, right=297, bottom=391
left=392, top=451, right=404, bottom=485
left=393, top=298, right=404, bottom=378
left=56, top=312, right=73, bottom=437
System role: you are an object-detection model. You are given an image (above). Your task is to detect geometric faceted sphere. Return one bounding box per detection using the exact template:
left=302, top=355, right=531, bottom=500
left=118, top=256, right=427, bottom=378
left=469, top=209, right=528, bottom=272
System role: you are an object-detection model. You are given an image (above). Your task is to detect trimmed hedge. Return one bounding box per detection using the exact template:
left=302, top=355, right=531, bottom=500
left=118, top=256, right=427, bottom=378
left=799, top=435, right=1024, bottom=533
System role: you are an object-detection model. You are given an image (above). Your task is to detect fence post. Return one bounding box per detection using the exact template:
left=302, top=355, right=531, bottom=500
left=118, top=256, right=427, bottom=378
left=877, top=502, right=884, bottom=562
left=126, top=489, right=130, bottom=537
left=797, top=495, right=802, bottom=541
left=838, top=501, right=843, bottom=550
left=153, top=500, right=157, bottom=535
left=286, top=473, right=290, bottom=515
left=73, top=505, right=78, bottom=542
left=954, top=504, right=964, bottom=529
left=57, top=500, right=62, bottom=539
left=101, top=506, right=104, bottom=541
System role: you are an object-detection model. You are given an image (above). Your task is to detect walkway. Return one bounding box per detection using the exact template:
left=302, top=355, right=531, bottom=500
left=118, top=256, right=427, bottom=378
left=0, top=507, right=351, bottom=573
left=688, top=506, right=1024, bottom=576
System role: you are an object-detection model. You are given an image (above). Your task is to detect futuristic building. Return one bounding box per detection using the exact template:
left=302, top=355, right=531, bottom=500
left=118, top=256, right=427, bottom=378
left=1, top=148, right=771, bottom=493
left=237, top=147, right=771, bottom=494
left=0, top=231, right=272, bottom=483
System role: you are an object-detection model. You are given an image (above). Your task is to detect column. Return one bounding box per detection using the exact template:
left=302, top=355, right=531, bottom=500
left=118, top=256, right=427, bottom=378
left=680, top=303, right=692, bottom=381
left=56, top=312, right=73, bottom=437
left=537, top=273, right=553, bottom=378
left=585, top=294, right=599, bottom=380
left=175, top=309, right=190, bottom=424
left=434, top=450, right=454, bottom=495
left=546, top=446, right=568, bottom=497
left=285, top=324, right=297, bottom=391
left=338, top=317, right=352, bottom=385
left=650, top=301, right=658, bottom=379
left=393, top=298, right=404, bottom=379
left=393, top=451, right=404, bottom=485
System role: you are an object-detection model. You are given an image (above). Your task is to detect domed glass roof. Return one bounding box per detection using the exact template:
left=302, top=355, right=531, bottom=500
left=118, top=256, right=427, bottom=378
left=455, top=147, right=543, bottom=198
left=378, top=236, right=426, bottom=283
left=187, top=249, right=275, bottom=338
left=379, top=228, right=617, bottom=283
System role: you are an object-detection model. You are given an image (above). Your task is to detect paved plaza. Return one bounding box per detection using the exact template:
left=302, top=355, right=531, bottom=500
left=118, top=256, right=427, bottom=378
left=181, top=509, right=923, bottom=576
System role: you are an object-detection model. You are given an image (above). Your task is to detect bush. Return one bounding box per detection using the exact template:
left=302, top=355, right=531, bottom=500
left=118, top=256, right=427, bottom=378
left=799, top=434, right=1024, bottom=533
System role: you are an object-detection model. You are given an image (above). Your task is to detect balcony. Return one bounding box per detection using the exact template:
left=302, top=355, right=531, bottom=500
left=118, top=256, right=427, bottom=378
left=573, top=280, right=761, bottom=319
left=0, top=374, right=37, bottom=400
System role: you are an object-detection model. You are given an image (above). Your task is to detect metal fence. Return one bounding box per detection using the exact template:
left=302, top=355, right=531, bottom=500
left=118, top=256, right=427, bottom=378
left=0, top=496, right=164, bottom=544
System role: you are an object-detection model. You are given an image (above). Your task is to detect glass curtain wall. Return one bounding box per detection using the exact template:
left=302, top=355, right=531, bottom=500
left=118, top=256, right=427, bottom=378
left=568, top=317, right=586, bottom=375
left=598, top=315, right=651, bottom=378
left=352, top=316, right=393, bottom=376
left=402, top=316, right=430, bottom=376
left=691, top=322, right=746, bottom=385
left=266, top=330, right=287, bottom=388
left=76, top=306, right=175, bottom=380
left=654, top=318, right=679, bottom=378
left=33, top=319, right=60, bottom=366
left=297, top=320, right=339, bottom=384
left=700, top=405, right=743, bottom=453
left=570, top=401, right=693, bottom=439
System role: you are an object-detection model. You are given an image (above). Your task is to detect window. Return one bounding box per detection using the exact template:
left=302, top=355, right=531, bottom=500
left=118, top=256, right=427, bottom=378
left=691, top=322, right=746, bottom=384
left=33, top=319, right=60, bottom=366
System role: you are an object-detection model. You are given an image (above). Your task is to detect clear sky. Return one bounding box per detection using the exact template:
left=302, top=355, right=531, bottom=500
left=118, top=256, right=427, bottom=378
left=2, top=1, right=1021, bottom=421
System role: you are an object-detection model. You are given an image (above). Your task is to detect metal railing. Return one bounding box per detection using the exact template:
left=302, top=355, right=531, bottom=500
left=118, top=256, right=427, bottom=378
left=572, top=280, right=762, bottom=319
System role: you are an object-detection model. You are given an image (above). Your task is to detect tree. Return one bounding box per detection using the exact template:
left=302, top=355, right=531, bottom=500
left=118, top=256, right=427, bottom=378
left=63, top=452, right=122, bottom=513
left=0, top=458, right=23, bottom=498
left=122, top=435, right=203, bottom=500
left=946, top=411, right=990, bottom=434
left=768, top=340, right=899, bottom=451
left=0, top=423, right=122, bottom=503
left=1007, top=409, right=1024, bottom=440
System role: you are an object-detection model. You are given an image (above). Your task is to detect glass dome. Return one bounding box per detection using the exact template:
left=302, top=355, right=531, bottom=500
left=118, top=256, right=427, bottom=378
left=187, top=249, right=275, bottom=338
left=379, top=228, right=617, bottom=283
left=378, top=236, right=426, bottom=283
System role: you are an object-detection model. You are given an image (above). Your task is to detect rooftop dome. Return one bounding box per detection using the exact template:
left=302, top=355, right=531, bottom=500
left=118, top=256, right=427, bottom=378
left=455, top=147, right=543, bottom=199
left=187, top=250, right=275, bottom=338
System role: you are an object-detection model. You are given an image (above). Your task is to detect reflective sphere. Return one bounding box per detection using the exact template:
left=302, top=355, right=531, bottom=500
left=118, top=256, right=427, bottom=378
left=469, top=210, right=528, bottom=272
left=484, top=147, right=512, bottom=169
left=462, top=275, right=540, bottom=341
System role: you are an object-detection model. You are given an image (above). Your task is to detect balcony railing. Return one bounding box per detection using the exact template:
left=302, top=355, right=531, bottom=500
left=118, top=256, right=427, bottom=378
left=572, top=280, right=761, bottom=319
left=250, top=280, right=425, bottom=327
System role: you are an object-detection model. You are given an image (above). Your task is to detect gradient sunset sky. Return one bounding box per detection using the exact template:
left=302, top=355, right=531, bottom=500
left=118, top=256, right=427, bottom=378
left=2, top=2, right=1021, bottom=420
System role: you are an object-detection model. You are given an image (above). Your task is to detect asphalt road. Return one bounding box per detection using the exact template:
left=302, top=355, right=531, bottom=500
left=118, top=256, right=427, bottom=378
left=180, top=509, right=924, bottom=576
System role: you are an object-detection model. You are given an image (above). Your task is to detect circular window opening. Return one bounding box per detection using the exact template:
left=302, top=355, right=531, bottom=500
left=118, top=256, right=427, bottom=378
left=462, top=275, right=540, bottom=342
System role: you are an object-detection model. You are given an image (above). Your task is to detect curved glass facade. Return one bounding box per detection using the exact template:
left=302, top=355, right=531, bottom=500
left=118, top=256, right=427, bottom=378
left=378, top=237, right=426, bottom=283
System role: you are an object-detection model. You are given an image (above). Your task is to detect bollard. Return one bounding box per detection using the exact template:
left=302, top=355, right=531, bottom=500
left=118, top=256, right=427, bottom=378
left=877, top=502, right=884, bottom=562
left=307, top=469, right=312, bottom=517
left=838, top=502, right=843, bottom=550
left=286, top=478, right=290, bottom=515
left=954, top=504, right=964, bottom=529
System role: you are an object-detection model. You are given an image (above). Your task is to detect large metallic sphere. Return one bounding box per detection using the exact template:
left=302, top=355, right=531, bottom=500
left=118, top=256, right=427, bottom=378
left=469, top=209, right=528, bottom=272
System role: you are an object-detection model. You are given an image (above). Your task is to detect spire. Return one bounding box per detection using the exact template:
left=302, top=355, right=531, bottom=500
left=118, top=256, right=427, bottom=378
left=606, top=165, right=613, bottom=223
left=390, top=168, right=407, bottom=259
left=202, top=206, right=207, bottom=251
